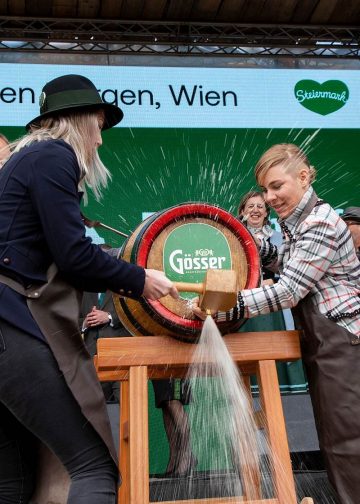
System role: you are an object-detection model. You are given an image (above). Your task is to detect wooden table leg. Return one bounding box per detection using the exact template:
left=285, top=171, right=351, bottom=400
left=238, top=375, right=262, bottom=500
left=119, top=380, right=130, bottom=504
left=257, top=360, right=297, bottom=504
left=129, top=366, right=149, bottom=504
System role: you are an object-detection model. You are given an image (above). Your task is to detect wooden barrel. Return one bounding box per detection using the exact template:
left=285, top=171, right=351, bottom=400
left=114, top=203, right=260, bottom=342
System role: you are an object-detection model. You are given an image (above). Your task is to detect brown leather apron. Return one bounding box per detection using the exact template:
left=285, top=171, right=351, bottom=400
left=0, top=264, right=117, bottom=468
left=291, top=194, right=360, bottom=504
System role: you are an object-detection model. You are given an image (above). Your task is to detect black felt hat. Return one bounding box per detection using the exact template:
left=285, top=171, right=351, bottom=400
left=342, top=206, right=360, bottom=225
left=26, top=74, right=123, bottom=130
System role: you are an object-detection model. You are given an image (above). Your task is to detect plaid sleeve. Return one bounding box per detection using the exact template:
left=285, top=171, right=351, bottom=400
left=259, top=238, right=279, bottom=271
left=240, top=216, right=338, bottom=318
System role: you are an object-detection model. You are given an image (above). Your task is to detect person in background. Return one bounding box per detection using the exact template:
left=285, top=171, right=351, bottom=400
left=80, top=246, right=127, bottom=402
left=195, top=143, right=360, bottom=503
left=0, top=133, right=10, bottom=166
left=152, top=379, right=196, bottom=477
left=0, top=74, right=178, bottom=504
left=238, top=190, right=279, bottom=283
left=237, top=191, right=307, bottom=394
left=341, top=206, right=360, bottom=259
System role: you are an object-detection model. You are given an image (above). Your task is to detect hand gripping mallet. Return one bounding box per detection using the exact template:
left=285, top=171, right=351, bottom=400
left=173, top=269, right=238, bottom=312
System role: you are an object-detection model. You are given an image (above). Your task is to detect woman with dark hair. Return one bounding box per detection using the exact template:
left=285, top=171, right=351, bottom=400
left=238, top=190, right=277, bottom=282
left=0, top=74, right=178, bottom=504
left=238, top=190, right=271, bottom=226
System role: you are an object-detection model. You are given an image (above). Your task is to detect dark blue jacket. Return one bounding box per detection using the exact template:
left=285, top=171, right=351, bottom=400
left=0, top=139, right=145, bottom=339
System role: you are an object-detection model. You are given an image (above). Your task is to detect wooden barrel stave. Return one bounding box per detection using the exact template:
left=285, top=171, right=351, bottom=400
left=115, top=203, right=260, bottom=341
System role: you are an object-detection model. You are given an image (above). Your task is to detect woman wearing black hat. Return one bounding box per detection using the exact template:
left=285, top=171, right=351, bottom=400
left=0, top=74, right=178, bottom=504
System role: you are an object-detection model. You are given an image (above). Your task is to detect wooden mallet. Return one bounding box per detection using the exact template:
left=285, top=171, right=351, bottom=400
left=173, top=269, right=238, bottom=312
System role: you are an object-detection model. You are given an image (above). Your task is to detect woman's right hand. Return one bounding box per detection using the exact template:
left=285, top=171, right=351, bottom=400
left=143, top=269, right=179, bottom=300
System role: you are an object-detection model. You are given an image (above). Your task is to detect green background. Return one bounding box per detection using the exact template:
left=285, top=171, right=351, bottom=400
left=93, top=127, right=359, bottom=238
left=4, top=126, right=359, bottom=473
left=4, top=126, right=356, bottom=241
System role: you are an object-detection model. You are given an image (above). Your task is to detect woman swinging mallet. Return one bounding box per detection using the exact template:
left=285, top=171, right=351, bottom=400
left=194, top=143, right=360, bottom=504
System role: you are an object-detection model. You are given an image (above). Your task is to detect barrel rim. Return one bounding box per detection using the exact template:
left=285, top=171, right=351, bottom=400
left=135, top=202, right=260, bottom=329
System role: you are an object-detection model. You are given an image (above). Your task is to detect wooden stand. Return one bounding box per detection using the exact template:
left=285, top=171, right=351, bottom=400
left=96, top=330, right=314, bottom=504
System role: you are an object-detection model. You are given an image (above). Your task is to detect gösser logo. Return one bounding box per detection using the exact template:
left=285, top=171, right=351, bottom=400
left=294, top=79, right=349, bottom=116
left=163, top=223, right=232, bottom=300
left=169, top=249, right=227, bottom=275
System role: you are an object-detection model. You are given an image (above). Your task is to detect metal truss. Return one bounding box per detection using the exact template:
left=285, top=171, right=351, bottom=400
left=0, top=16, right=360, bottom=58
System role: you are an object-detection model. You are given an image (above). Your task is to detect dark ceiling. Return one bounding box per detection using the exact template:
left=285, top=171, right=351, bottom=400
left=0, top=1, right=359, bottom=59
left=0, top=0, right=360, bottom=25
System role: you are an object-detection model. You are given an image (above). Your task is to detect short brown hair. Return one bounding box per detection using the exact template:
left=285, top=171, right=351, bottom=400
left=238, top=190, right=267, bottom=215
left=237, top=190, right=271, bottom=226
left=255, top=143, right=316, bottom=186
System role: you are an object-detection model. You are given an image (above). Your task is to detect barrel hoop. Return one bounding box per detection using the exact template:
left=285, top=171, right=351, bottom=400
left=117, top=203, right=260, bottom=340
left=220, top=318, right=245, bottom=333
left=135, top=203, right=260, bottom=328
left=118, top=297, right=150, bottom=336
left=138, top=296, right=202, bottom=334
left=130, top=209, right=167, bottom=264
left=137, top=203, right=260, bottom=287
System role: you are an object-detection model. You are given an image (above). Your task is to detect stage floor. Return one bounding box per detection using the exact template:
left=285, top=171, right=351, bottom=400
left=150, top=468, right=337, bottom=503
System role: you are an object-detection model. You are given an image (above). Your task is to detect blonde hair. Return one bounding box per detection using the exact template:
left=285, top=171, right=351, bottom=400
left=255, top=143, right=316, bottom=186
left=0, top=133, right=9, bottom=144
left=0, top=133, right=10, bottom=165
left=9, top=110, right=110, bottom=203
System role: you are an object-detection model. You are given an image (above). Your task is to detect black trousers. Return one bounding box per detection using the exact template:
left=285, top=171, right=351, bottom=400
left=152, top=379, right=191, bottom=408
left=0, top=319, right=117, bottom=504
